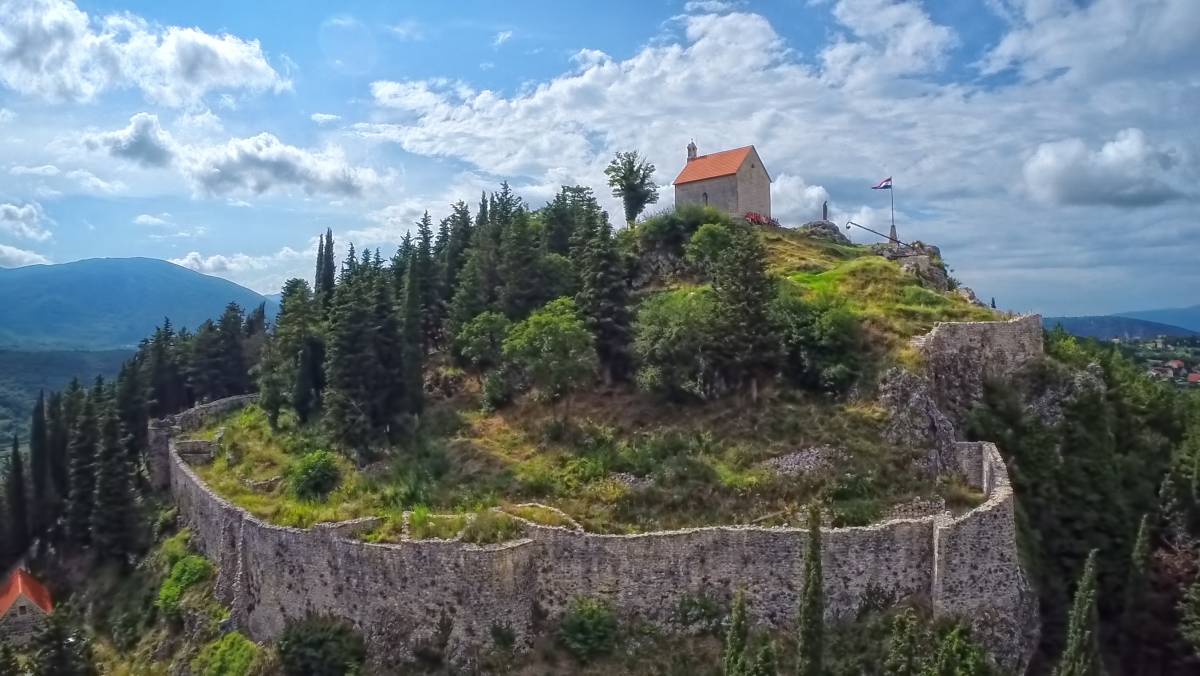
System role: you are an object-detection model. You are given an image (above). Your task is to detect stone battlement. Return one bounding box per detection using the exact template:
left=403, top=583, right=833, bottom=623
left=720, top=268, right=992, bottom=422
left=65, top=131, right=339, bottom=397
left=150, top=318, right=1043, bottom=673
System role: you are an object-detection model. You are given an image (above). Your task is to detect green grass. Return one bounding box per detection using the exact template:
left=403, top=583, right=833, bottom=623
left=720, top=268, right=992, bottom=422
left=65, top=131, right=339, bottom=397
left=461, top=510, right=525, bottom=544
left=505, top=503, right=579, bottom=528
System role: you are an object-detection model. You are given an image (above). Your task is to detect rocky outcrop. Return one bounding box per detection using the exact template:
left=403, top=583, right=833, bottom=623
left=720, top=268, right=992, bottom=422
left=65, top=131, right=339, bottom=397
left=797, top=220, right=852, bottom=245
left=880, top=368, right=958, bottom=475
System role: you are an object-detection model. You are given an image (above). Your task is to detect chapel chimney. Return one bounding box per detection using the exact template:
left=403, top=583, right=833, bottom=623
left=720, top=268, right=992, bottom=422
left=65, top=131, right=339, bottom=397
left=687, top=140, right=697, bottom=162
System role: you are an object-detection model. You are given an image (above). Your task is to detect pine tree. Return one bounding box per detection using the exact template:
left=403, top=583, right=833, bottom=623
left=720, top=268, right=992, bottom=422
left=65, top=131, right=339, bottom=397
left=29, top=390, right=49, bottom=533
left=145, top=321, right=186, bottom=417
left=749, top=640, right=778, bottom=676
left=115, top=360, right=148, bottom=474
left=6, top=434, right=30, bottom=558
left=92, top=402, right=135, bottom=562
left=46, top=391, right=68, bottom=511
left=217, top=303, right=250, bottom=396
left=188, top=319, right=224, bottom=402
left=319, top=227, right=337, bottom=312
left=797, top=504, right=824, bottom=676
left=401, top=254, right=426, bottom=417
left=414, top=211, right=441, bottom=347
left=31, top=611, right=94, bottom=676
left=724, top=589, right=750, bottom=676
left=392, top=233, right=414, bottom=298
left=66, top=380, right=102, bottom=546
left=543, top=185, right=600, bottom=256
left=323, top=256, right=376, bottom=459
left=498, top=209, right=542, bottom=320
left=1121, top=514, right=1151, bottom=670
left=441, top=201, right=473, bottom=308
left=576, top=220, right=631, bottom=384
left=712, top=222, right=779, bottom=402
left=314, top=231, right=327, bottom=292
left=368, top=266, right=406, bottom=438
left=1053, top=550, right=1105, bottom=676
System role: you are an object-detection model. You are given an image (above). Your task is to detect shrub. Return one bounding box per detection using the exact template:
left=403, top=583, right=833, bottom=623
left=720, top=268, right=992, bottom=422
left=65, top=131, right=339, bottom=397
left=481, top=369, right=516, bottom=411
left=558, top=597, right=619, bottom=663
left=632, top=287, right=723, bottom=400
left=637, top=204, right=730, bottom=252
left=460, top=510, right=524, bottom=545
left=685, top=222, right=733, bottom=274
left=157, top=554, right=213, bottom=617
left=454, top=311, right=512, bottom=375
left=277, top=615, right=366, bottom=676
left=192, top=632, right=262, bottom=676
left=289, top=450, right=341, bottom=500
left=771, top=284, right=862, bottom=394
left=502, top=298, right=597, bottom=411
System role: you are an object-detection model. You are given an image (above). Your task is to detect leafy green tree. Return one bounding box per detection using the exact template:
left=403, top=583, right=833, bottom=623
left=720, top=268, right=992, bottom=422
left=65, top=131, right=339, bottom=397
left=632, top=288, right=722, bottom=401
left=749, top=640, right=778, bottom=676
left=278, top=616, right=366, bottom=676
left=66, top=381, right=102, bottom=546
left=723, top=588, right=750, bottom=676
left=31, top=611, right=95, bottom=676
left=455, top=311, right=512, bottom=380
left=1053, top=550, right=1106, bottom=676
left=92, top=402, right=135, bottom=561
left=604, top=150, right=659, bottom=225
left=576, top=221, right=632, bottom=385
left=686, top=222, right=734, bottom=275
left=503, top=298, right=597, bottom=419
left=771, top=287, right=861, bottom=394
left=712, top=222, right=779, bottom=402
left=884, top=608, right=922, bottom=676
left=6, top=434, right=29, bottom=557
left=797, top=504, right=824, bottom=676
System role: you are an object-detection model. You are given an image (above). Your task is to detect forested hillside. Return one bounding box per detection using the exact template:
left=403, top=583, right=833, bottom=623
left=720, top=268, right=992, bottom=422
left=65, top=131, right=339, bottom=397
left=0, top=349, right=129, bottom=442
left=1, top=180, right=1197, bottom=675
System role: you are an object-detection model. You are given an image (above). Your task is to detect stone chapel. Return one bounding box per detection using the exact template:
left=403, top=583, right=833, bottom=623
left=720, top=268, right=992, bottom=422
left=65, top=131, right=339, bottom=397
left=672, top=142, right=772, bottom=219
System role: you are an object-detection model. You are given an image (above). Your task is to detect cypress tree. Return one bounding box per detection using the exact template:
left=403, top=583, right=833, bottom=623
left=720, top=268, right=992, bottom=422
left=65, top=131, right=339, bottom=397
left=319, top=227, right=337, bottom=310
left=323, top=257, right=375, bottom=460
left=797, top=504, right=824, bottom=676
left=66, top=380, right=102, bottom=546
left=713, top=222, right=779, bottom=403
left=92, top=403, right=134, bottom=562
left=1053, top=550, right=1105, bottom=676
left=1121, top=514, right=1151, bottom=670
left=723, top=588, right=750, bottom=676
left=884, top=608, right=921, bottom=676
left=29, top=390, right=49, bottom=533
left=7, top=434, right=30, bottom=557
left=314, top=232, right=326, bottom=291
left=576, top=220, right=631, bottom=385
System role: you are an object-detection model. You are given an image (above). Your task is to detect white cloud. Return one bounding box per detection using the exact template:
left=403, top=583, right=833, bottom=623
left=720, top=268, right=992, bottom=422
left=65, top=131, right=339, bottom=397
left=0, top=243, right=48, bottom=267
left=388, top=20, right=424, bottom=41
left=176, top=110, right=224, bottom=134
left=184, top=132, right=380, bottom=197
left=0, top=0, right=289, bottom=106
left=310, top=112, right=341, bottom=125
left=1023, top=128, right=1187, bottom=207
left=0, top=201, right=52, bottom=240
left=684, top=1, right=738, bottom=12
left=83, top=112, right=177, bottom=167
left=0, top=107, right=13, bottom=123
left=134, top=213, right=171, bottom=226
left=820, top=0, right=959, bottom=88
left=772, top=174, right=833, bottom=223
left=170, top=246, right=305, bottom=274
left=492, top=30, right=513, bottom=47
left=10, top=164, right=60, bottom=176
left=66, top=168, right=125, bottom=193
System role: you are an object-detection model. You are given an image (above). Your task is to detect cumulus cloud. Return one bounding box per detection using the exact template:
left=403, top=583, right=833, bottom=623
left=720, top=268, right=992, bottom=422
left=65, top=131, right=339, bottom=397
left=388, top=20, right=424, bottom=41
left=1023, top=128, right=1187, bottom=207
left=0, top=201, right=51, bottom=240
left=310, top=112, right=341, bottom=125
left=772, top=174, right=833, bottom=223
left=0, top=243, right=48, bottom=267
left=83, top=112, right=176, bottom=167
left=170, top=246, right=305, bottom=274
left=184, top=133, right=379, bottom=197
left=134, top=213, right=171, bottom=226
left=10, top=164, right=60, bottom=176
left=492, top=30, right=513, bottom=47
left=820, top=0, right=959, bottom=88
left=0, top=0, right=290, bottom=106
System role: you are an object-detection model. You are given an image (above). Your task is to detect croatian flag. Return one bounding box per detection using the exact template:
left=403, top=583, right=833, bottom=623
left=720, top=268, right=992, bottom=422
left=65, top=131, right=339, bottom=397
left=871, top=177, right=892, bottom=190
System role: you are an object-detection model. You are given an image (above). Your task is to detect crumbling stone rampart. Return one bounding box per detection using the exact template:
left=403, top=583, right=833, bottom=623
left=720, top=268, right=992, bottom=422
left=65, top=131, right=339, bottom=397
left=157, top=319, right=1042, bottom=673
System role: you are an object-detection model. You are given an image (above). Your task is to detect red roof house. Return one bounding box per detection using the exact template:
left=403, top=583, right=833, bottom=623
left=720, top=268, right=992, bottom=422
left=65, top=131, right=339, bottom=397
left=1166, top=359, right=1186, bottom=370
left=1188, top=373, right=1200, bottom=385
left=672, top=143, right=772, bottom=220
left=0, top=568, right=53, bottom=644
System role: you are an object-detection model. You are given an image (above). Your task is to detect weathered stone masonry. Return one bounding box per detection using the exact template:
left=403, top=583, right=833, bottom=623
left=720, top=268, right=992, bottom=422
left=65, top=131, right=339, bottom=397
left=148, top=316, right=1044, bottom=674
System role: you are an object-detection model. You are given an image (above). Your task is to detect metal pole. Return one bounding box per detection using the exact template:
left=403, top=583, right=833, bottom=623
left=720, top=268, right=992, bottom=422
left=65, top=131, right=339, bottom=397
left=890, top=181, right=895, bottom=230
left=845, top=220, right=914, bottom=249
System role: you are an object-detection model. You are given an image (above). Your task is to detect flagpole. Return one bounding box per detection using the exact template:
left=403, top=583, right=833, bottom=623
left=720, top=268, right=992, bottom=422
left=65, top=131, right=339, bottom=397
left=890, top=179, right=895, bottom=233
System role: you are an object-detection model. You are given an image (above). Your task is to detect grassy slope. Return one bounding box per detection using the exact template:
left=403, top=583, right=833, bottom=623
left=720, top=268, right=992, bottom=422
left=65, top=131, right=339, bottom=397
left=190, top=228, right=992, bottom=537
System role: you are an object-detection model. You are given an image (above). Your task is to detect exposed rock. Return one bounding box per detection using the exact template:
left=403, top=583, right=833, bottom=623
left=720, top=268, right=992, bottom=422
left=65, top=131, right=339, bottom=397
left=611, top=472, right=654, bottom=491
left=879, top=368, right=957, bottom=475
left=632, top=246, right=690, bottom=289
left=760, top=446, right=845, bottom=476
left=797, top=219, right=852, bottom=245
left=900, top=255, right=950, bottom=292
left=1026, top=361, right=1106, bottom=428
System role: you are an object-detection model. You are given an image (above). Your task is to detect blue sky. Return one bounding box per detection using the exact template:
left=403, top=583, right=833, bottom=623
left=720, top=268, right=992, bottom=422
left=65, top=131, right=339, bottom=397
left=0, top=0, right=1196, bottom=315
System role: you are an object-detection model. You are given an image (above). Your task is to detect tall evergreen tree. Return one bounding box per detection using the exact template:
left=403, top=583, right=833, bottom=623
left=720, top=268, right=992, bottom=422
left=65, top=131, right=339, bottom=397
left=66, top=380, right=102, bottom=546
left=392, top=233, right=414, bottom=298
left=440, top=201, right=473, bottom=307
left=414, top=211, right=441, bottom=347
left=31, top=611, right=94, bottom=676
left=187, top=319, right=224, bottom=402
left=1121, top=514, right=1152, bottom=671
left=323, top=257, right=376, bottom=459
left=319, top=227, right=337, bottom=311
left=46, top=391, right=68, bottom=508
left=115, top=360, right=148, bottom=473
left=712, top=223, right=778, bottom=402
left=314, top=231, right=327, bottom=291
left=29, top=390, right=49, bottom=533
left=368, top=265, right=406, bottom=437
left=217, top=303, right=250, bottom=396
left=6, top=434, right=30, bottom=558
left=723, top=589, right=750, bottom=676
left=928, top=626, right=992, bottom=676
left=576, top=220, right=631, bottom=384
left=498, top=209, right=542, bottom=320
left=401, top=254, right=426, bottom=417
left=749, top=641, right=778, bottom=676
left=92, top=403, right=134, bottom=561
left=145, top=321, right=186, bottom=417
left=542, top=185, right=600, bottom=256
left=797, top=504, right=824, bottom=676
left=0, top=641, right=20, bottom=676
left=1053, top=550, right=1106, bottom=676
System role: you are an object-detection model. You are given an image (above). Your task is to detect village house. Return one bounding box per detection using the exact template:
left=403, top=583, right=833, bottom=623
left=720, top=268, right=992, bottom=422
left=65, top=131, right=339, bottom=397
left=0, top=568, right=53, bottom=645
left=673, top=143, right=772, bottom=219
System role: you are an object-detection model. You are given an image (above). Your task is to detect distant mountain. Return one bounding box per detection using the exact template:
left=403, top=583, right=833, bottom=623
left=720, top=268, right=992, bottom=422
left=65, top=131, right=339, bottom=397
left=1114, top=304, right=1200, bottom=333
left=1043, top=315, right=1198, bottom=340
left=0, top=257, right=277, bottom=350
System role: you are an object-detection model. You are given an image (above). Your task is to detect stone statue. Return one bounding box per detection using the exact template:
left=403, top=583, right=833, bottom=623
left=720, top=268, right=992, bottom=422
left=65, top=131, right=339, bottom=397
left=822, top=200, right=828, bottom=221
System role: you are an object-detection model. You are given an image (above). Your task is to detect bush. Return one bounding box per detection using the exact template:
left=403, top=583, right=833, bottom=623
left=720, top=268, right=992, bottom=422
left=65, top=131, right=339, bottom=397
left=278, top=615, right=366, bottom=676
left=289, top=450, right=341, bottom=500
left=454, top=311, right=512, bottom=375
left=632, top=287, right=723, bottom=400
left=637, top=204, right=730, bottom=252
left=771, top=283, right=862, bottom=394
left=481, top=369, right=516, bottom=412
left=685, top=222, right=734, bottom=275
left=192, top=632, right=263, bottom=676
left=157, top=554, right=213, bottom=617
left=460, top=510, right=524, bottom=545
left=558, top=597, right=619, bottom=663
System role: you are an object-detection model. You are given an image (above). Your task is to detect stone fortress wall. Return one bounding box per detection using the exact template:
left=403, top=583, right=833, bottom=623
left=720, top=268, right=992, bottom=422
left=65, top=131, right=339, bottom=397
left=148, top=315, right=1044, bottom=674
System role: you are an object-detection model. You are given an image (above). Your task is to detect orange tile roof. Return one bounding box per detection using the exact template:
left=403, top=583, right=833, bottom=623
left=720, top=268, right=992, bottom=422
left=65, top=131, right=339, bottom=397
left=0, top=569, right=53, bottom=616
left=673, top=146, right=754, bottom=185
left=1189, top=373, right=1200, bottom=384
